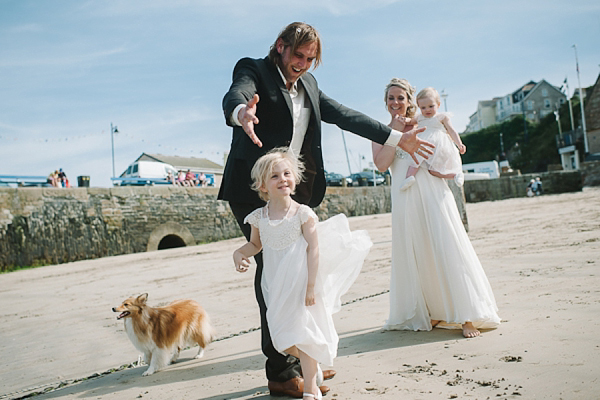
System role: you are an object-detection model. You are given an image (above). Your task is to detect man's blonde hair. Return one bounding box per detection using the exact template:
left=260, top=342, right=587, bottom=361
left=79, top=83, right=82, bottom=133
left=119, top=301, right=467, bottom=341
left=251, top=147, right=305, bottom=202
left=384, top=78, right=417, bottom=118
left=268, top=22, right=322, bottom=69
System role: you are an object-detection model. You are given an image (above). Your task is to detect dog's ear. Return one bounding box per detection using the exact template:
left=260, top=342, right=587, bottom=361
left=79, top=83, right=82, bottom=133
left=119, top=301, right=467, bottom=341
left=138, top=293, right=148, bottom=304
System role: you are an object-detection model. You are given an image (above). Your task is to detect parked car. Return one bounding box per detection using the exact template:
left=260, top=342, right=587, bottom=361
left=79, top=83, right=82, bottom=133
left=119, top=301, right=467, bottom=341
left=325, top=173, right=351, bottom=186
left=348, top=171, right=386, bottom=186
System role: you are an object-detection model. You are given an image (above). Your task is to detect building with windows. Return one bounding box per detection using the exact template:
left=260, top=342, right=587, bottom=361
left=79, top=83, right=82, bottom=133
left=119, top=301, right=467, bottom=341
left=583, top=73, right=600, bottom=155
left=465, top=80, right=566, bottom=133
left=465, top=99, right=499, bottom=133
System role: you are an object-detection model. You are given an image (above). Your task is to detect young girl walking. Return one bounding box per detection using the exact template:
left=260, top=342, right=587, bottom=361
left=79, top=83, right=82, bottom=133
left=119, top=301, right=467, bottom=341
left=400, top=87, right=466, bottom=191
left=233, top=148, right=372, bottom=399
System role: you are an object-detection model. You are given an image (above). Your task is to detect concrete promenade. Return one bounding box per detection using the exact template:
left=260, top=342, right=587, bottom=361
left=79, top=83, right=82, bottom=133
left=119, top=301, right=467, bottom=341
left=1, top=188, right=599, bottom=399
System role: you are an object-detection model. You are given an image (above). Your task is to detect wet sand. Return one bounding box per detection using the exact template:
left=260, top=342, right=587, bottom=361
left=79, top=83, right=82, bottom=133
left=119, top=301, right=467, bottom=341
left=1, top=187, right=598, bottom=399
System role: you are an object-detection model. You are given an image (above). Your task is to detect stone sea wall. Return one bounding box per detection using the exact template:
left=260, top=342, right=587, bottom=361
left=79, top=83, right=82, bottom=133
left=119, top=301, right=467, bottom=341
left=5, top=168, right=587, bottom=272
left=0, top=186, right=395, bottom=271
left=463, top=170, right=583, bottom=203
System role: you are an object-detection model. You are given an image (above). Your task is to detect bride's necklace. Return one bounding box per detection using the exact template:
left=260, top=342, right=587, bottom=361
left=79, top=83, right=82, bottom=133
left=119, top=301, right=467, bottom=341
left=266, top=200, right=292, bottom=225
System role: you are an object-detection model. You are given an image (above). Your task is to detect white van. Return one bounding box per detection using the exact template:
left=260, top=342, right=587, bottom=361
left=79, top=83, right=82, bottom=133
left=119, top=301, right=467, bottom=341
left=122, top=161, right=178, bottom=180
left=462, top=160, right=500, bottom=179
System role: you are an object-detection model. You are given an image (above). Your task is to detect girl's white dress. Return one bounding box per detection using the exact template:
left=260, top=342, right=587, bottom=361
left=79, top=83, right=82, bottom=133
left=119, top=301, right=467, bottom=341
left=245, top=205, right=372, bottom=366
left=385, top=148, right=501, bottom=331
left=414, top=113, right=463, bottom=176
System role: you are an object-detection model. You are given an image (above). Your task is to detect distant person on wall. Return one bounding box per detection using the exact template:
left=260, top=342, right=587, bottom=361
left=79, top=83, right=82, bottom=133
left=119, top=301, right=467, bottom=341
left=527, top=179, right=535, bottom=197
left=198, top=172, right=206, bottom=187
left=177, top=170, right=187, bottom=186
left=534, top=177, right=543, bottom=195
left=218, top=21, right=433, bottom=398
left=58, top=169, right=67, bottom=188
left=399, top=87, right=466, bottom=191
left=47, top=171, right=57, bottom=187
left=167, top=171, right=175, bottom=185
left=185, top=169, right=198, bottom=186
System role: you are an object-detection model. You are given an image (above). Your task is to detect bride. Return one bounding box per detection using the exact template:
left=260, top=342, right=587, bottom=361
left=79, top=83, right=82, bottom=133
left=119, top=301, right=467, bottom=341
left=372, top=78, right=501, bottom=338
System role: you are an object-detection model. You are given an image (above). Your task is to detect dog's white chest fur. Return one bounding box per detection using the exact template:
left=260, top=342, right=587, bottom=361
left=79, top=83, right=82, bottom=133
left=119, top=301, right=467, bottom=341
left=124, top=319, right=151, bottom=352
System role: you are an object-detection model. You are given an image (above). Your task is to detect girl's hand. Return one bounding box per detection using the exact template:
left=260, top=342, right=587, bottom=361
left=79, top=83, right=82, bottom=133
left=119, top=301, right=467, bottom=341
left=233, top=250, right=250, bottom=273
left=458, top=144, right=466, bottom=154
left=305, top=285, right=316, bottom=306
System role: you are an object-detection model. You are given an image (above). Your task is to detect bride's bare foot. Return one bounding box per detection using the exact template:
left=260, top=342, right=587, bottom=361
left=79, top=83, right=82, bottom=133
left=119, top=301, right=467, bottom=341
left=462, top=322, right=480, bottom=338
left=431, top=320, right=441, bottom=327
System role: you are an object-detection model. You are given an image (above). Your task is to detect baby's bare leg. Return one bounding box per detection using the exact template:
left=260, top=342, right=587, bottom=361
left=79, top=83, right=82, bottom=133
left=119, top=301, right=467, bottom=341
left=406, top=166, right=418, bottom=179
left=400, top=166, right=419, bottom=191
left=429, top=170, right=455, bottom=179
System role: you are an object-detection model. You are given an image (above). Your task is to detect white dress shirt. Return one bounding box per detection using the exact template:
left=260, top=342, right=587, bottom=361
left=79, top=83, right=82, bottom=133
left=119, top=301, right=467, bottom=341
left=231, top=67, right=402, bottom=152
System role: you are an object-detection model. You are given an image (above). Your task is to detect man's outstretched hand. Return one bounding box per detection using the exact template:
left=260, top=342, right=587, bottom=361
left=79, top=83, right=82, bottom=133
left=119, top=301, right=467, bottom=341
left=398, top=126, right=435, bottom=164
left=238, top=94, right=262, bottom=147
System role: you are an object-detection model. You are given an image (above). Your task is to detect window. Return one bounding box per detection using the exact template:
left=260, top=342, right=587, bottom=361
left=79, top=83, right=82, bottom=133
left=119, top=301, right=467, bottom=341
left=133, top=164, right=139, bottom=173
left=527, top=101, right=534, bottom=110
left=559, top=98, right=565, bottom=105
left=542, top=88, right=548, bottom=97
left=544, top=99, right=551, bottom=108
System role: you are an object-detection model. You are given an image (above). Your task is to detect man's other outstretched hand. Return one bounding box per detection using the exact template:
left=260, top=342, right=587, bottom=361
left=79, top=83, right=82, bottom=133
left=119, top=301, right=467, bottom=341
left=238, top=94, right=262, bottom=147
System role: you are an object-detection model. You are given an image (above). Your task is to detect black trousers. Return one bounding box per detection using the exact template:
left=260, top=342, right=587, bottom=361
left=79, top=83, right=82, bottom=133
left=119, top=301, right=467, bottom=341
left=229, top=202, right=302, bottom=382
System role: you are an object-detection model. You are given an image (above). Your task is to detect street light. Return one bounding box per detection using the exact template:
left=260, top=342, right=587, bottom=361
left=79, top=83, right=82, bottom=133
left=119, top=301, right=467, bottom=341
left=111, top=123, right=119, bottom=178
left=441, top=89, right=448, bottom=112
left=572, top=44, right=589, bottom=154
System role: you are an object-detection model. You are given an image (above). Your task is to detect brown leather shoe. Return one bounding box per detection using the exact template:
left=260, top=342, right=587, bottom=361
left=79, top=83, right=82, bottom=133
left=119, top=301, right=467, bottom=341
left=268, top=377, right=330, bottom=398
left=322, top=369, right=336, bottom=381
left=268, top=377, right=304, bottom=398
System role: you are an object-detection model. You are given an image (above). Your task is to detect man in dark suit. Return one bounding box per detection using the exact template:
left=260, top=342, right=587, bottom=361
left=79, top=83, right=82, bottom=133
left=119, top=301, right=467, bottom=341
left=219, top=22, right=432, bottom=398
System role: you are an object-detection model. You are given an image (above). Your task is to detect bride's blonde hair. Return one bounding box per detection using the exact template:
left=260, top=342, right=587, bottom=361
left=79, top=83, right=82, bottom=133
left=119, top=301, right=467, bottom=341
left=384, top=78, right=417, bottom=118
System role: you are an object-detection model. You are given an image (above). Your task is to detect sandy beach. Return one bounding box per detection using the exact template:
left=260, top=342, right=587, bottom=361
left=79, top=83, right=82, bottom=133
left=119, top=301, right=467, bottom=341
left=1, top=187, right=599, bottom=400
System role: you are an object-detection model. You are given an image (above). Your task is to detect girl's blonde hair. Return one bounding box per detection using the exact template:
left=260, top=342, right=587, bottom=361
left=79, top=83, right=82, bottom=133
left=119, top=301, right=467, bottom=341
left=384, top=78, right=417, bottom=118
left=416, top=87, right=441, bottom=105
left=251, top=147, right=305, bottom=202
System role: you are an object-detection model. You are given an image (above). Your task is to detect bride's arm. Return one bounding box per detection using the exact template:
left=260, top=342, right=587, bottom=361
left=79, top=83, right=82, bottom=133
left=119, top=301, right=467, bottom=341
left=372, top=141, right=395, bottom=172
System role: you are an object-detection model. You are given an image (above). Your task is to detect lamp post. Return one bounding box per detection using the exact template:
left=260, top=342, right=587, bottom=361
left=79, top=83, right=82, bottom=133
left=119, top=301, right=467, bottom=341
left=441, top=89, right=448, bottom=112
left=111, top=123, right=119, bottom=178
left=572, top=45, right=589, bottom=154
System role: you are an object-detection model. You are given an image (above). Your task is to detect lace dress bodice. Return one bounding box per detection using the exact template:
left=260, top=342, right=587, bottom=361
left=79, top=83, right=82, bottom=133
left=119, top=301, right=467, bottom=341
left=244, top=204, right=317, bottom=250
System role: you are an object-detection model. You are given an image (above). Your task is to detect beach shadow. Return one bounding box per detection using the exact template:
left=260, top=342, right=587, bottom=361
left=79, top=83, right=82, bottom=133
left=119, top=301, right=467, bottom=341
left=200, top=387, right=271, bottom=400
left=337, top=325, right=462, bottom=357
left=35, top=351, right=267, bottom=399
left=34, top=328, right=464, bottom=399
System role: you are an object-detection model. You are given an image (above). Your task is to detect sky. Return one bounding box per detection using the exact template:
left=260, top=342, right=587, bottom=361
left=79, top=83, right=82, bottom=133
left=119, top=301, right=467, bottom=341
left=1, top=0, right=599, bottom=188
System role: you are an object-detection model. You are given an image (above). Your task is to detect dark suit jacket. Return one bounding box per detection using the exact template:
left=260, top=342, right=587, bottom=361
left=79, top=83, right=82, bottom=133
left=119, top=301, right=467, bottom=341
left=218, top=56, right=393, bottom=208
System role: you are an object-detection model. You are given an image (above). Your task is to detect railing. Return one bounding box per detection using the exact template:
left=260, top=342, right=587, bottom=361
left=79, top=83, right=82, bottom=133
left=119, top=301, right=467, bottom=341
left=0, top=175, right=51, bottom=187
left=556, top=128, right=583, bottom=149
left=111, top=177, right=174, bottom=186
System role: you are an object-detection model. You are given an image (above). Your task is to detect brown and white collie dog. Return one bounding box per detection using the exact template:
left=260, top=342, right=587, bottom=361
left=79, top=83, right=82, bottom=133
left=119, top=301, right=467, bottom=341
left=112, top=293, right=214, bottom=376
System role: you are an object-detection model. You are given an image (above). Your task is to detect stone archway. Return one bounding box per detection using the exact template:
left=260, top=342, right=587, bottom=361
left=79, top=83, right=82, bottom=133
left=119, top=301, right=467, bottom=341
left=146, top=222, right=196, bottom=251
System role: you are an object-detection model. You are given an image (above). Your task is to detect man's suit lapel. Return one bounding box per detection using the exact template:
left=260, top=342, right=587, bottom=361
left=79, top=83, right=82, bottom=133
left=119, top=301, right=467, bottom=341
left=264, top=58, right=294, bottom=116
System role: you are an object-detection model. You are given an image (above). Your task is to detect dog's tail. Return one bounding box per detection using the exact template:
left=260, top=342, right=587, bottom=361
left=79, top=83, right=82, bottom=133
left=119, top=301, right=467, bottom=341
left=196, top=310, right=216, bottom=349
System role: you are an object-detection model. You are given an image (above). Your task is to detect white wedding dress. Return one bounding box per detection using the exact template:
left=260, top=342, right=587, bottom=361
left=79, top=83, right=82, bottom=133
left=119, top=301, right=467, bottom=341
left=245, top=205, right=372, bottom=366
left=384, top=148, right=500, bottom=331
